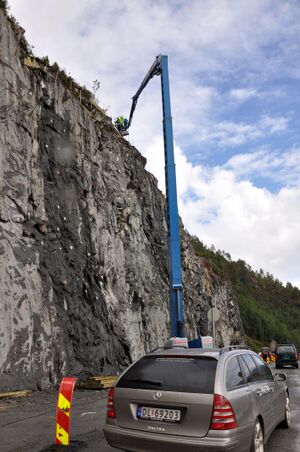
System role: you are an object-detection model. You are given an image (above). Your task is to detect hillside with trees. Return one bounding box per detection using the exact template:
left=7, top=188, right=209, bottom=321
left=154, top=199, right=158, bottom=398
left=191, top=237, right=300, bottom=350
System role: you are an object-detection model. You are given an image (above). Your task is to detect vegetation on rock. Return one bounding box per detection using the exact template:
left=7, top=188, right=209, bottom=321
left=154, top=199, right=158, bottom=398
left=0, top=0, right=8, bottom=13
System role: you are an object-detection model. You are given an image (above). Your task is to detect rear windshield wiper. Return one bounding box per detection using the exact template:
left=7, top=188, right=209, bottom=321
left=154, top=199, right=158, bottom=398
left=125, top=378, right=162, bottom=386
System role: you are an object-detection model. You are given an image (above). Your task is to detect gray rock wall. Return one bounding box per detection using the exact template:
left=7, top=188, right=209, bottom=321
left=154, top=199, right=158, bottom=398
left=0, top=9, right=244, bottom=390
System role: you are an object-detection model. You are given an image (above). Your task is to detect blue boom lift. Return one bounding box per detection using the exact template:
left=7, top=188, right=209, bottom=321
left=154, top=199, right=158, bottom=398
left=118, top=55, right=185, bottom=338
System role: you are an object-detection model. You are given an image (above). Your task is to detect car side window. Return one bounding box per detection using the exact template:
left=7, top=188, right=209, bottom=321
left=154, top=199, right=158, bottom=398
left=238, top=356, right=251, bottom=383
left=241, top=354, right=261, bottom=382
left=252, top=355, right=273, bottom=381
left=226, top=357, right=244, bottom=390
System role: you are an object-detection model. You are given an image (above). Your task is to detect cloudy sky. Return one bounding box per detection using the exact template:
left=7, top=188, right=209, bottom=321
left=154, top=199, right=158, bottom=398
left=8, top=0, right=300, bottom=286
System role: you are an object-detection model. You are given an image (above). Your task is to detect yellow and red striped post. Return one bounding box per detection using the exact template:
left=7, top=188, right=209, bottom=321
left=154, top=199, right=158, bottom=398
left=55, top=377, right=77, bottom=446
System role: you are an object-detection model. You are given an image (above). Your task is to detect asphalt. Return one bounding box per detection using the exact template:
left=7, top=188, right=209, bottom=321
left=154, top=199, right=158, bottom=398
left=0, top=364, right=299, bottom=451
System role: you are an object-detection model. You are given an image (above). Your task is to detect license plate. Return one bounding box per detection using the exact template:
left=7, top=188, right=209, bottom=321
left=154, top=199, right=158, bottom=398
left=137, top=406, right=181, bottom=422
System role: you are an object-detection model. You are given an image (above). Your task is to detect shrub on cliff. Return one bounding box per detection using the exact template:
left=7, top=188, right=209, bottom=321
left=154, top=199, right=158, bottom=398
left=0, top=0, right=8, bottom=13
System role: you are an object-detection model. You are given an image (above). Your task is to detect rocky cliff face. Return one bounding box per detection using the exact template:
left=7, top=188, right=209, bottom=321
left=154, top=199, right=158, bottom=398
left=0, top=9, right=244, bottom=391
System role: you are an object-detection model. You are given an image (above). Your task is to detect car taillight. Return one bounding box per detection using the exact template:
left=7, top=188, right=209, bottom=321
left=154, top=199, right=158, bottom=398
left=107, top=387, right=116, bottom=419
left=210, top=394, right=238, bottom=430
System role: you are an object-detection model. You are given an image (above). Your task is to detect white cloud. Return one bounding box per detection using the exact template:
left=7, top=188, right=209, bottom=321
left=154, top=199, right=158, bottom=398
left=197, top=115, right=289, bottom=148
left=259, top=115, right=289, bottom=133
left=230, top=88, right=258, bottom=101
left=226, top=148, right=300, bottom=185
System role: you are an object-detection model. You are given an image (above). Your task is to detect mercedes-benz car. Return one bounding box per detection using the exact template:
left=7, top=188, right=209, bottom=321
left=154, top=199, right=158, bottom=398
left=103, top=345, right=290, bottom=452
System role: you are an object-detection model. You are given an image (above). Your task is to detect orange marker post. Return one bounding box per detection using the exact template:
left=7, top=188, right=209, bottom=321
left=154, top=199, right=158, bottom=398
left=55, top=377, right=77, bottom=446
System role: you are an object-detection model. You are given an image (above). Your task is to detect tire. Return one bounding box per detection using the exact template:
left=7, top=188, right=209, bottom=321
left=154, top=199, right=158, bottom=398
left=250, top=419, right=264, bottom=452
left=280, top=394, right=291, bottom=428
left=294, top=363, right=299, bottom=369
left=276, top=364, right=281, bottom=369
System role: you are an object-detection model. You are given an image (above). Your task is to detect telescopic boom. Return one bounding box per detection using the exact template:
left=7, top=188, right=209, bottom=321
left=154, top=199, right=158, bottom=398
left=123, top=55, right=185, bottom=337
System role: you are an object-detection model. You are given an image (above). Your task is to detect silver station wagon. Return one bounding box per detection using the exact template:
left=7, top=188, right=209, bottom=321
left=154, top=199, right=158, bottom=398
left=104, top=345, right=290, bottom=452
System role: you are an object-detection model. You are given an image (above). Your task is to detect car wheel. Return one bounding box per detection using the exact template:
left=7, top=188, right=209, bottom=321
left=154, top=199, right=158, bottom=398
left=294, top=363, right=298, bottom=369
left=276, top=364, right=281, bottom=369
left=280, top=394, right=291, bottom=428
left=250, top=419, right=264, bottom=452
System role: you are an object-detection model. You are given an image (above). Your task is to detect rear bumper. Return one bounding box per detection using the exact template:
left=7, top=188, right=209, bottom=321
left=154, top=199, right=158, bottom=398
left=103, top=423, right=252, bottom=452
left=277, top=360, right=298, bottom=366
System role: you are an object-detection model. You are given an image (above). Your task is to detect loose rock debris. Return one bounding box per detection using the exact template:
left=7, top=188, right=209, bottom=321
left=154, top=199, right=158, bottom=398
left=77, top=376, right=117, bottom=390
left=0, top=390, right=31, bottom=399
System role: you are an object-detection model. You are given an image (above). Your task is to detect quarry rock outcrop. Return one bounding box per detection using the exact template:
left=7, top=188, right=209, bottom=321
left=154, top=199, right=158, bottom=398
left=0, top=8, right=244, bottom=390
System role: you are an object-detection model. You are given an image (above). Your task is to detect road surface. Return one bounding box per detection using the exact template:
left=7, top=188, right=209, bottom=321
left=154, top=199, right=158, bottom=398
left=1, top=365, right=299, bottom=451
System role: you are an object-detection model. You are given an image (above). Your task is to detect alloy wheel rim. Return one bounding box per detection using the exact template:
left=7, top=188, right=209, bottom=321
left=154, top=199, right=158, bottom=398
left=255, top=422, right=264, bottom=452
left=286, top=397, right=291, bottom=425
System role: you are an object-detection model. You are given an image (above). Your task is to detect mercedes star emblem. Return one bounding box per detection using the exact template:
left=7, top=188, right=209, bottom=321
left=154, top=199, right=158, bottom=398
left=153, top=391, right=162, bottom=400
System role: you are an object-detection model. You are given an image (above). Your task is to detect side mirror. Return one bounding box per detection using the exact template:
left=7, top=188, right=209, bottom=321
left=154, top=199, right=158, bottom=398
left=275, top=372, right=287, bottom=382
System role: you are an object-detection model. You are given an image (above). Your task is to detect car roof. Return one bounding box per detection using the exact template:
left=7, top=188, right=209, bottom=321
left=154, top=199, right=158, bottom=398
left=147, top=346, right=252, bottom=360
left=276, top=343, right=296, bottom=347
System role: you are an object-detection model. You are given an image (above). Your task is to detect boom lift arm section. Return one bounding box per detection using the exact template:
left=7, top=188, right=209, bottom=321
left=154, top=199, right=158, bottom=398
left=127, top=56, right=162, bottom=129
left=124, top=55, right=185, bottom=338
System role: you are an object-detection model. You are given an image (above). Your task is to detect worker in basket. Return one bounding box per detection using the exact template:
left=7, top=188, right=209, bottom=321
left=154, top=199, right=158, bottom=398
left=115, top=116, right=129, bottom=133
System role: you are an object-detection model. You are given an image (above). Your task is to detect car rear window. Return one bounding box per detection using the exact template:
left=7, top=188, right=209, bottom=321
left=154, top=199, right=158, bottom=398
left=117, top=356, right=217, bottom=394
left=277, top=346, right=295, bottom=353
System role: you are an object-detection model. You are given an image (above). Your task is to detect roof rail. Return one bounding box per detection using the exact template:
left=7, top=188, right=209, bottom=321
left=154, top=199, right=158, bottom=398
left=220, top=345, right=249, bottom=355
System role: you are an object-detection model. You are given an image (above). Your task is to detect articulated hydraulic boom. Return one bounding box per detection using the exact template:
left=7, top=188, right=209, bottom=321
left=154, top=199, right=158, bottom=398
left=122, top=55, right=185, bottom=338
